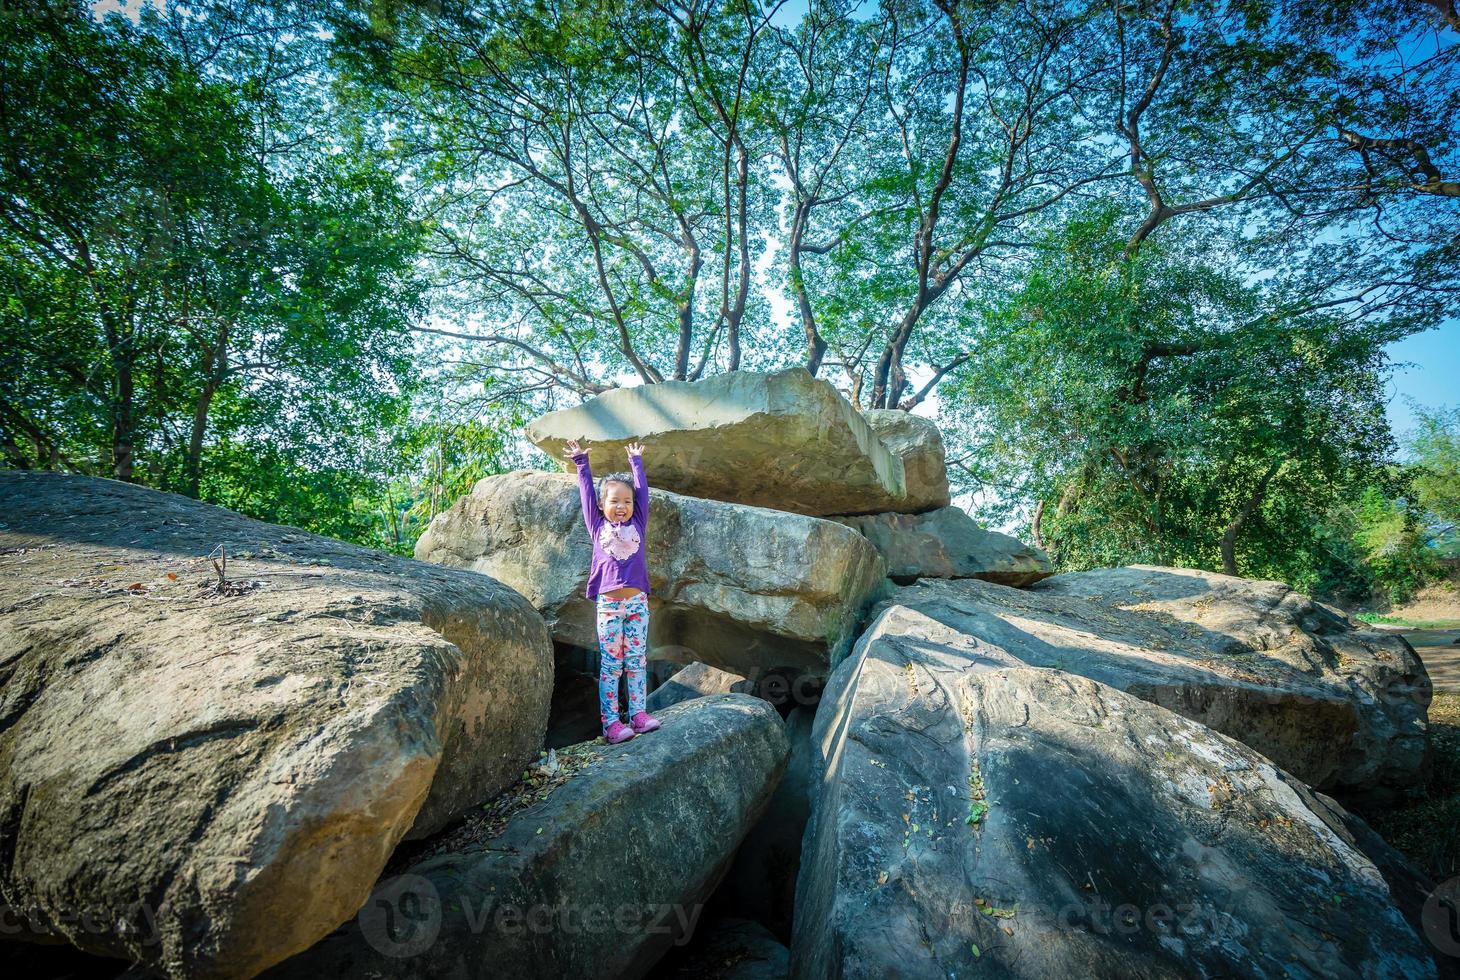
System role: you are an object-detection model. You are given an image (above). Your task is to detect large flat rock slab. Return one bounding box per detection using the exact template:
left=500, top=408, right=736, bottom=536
left=260, top=694, right=789, bottom=980
left=862, top=567, right=1431, bottom=803
left=0, top=473, right=553, bottom=980
left=524, top=367, right=907, bottom=516
left=831, top=506, right=1052, bottom=586
left=791, top=633, right=1437, bottom=978
left=415, top=471, right=889, bottom=676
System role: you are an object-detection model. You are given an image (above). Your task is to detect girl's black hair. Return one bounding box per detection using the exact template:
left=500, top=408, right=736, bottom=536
left=597, top=471, right=635, bottom=505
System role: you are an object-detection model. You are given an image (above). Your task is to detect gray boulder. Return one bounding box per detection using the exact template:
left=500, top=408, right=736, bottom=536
left=260, top=694, right=789, bottom=980
left=415, top=470, right=889, bottom=676
left=524, top=366, right=907, bottom=516
left=0, top=473, right=553, bottom=980
left=1034, top=565, right=1434, bottom=803
left=832, top=505, right=1052, bottom=586
left=792, top=623, right=1436, bottom=978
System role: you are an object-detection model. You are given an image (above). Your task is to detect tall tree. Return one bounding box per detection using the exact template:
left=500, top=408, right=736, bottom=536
left=954, top=0, right=1460, bottom=571
left=1, top=2, right=250, bottom=481
left=1, top=1, right=427, bottom=506
left=327, top=0, right=772, bottom=397
left=944, top=200, right=1415, bottom=577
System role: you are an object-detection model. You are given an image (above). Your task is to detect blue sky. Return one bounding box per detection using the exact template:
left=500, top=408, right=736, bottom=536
left=1386, top=318, right=1459, bottom=445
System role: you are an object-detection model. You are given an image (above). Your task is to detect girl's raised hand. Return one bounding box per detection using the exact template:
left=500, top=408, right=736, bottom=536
left=625, top=441, right=645, bottom=458
left=563, top=438, right=584, bottom=458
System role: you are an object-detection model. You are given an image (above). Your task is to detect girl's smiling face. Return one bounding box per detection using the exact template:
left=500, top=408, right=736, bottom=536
left=600, top=482, right=634, bottom=523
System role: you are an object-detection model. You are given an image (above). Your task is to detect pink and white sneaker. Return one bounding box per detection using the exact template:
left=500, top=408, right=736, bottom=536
left=630, top=711, right=661, bottom=734
left=604, top=720, right=636, bottom=744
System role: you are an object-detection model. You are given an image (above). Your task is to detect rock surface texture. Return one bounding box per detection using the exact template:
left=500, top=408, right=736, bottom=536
left=0, top=473, right=553, bottom=980
left=859, top=567, right=1432, bottom=802
left=792, top=632, right=1436, bottom=978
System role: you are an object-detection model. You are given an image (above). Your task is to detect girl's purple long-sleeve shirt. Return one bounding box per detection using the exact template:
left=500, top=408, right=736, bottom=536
left=571, top=450, right=652, bottom=600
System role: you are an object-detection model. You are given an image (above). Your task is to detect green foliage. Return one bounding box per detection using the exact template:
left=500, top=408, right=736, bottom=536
left=945, top=199, right=1411, bottom=594
left=1258, top=497, right=1370, bottom=602
left=192, top=410, right=528, bottom=558
left=382, top=413, right=534, bottom=556
left=1409, top=406, right=1460, bottom=527
left=1351, top=485, right=1443, bottom=604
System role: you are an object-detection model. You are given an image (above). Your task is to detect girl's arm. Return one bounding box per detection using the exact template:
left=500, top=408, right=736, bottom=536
left=627, top=442, right=648, bottom=526
left=565, top=441, right=602, bottom=534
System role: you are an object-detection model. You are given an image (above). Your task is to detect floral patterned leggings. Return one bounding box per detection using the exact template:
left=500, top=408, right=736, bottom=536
left=596, top=591, right=649, bottom=732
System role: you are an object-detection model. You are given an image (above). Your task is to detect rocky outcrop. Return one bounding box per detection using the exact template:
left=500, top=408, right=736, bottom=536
left=648, top=662, right=756, bottom=711
left=260, top=694, right=789, bottom=980
left=859, top=568, right=1431, bottom=802
left=7, top=370, right=1444, bottom=980
left=832, top=505, right=1052, bottom=586
left=415, top=470, right=889, bottom=676
left=860, top=408, right=951, bottom=513
left=0, top=473, right=553, bottom=980
left=524, top=366, right=908, bottom=516
left=792, top=634, right=1436, bottom=978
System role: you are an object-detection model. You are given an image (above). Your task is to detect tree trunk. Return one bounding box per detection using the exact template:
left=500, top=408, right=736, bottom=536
left=0, top=421, right=30, bottom=469
left=0, top=398, right=80, bottom=471
left=869, top=332, right=897, bottom=409
left=185, top=382, right=218, bottom=498
left=726, top=140, right=749, bottom=372
left=1219, top=457, right=1282, bottom=577
left=789, top=200, right=827, bottom=376
left=184, top=328, right=228, bottom=498
left=671, top=230, right=702, bottom=380
left=111, top=356, right=135, bottom=482
left=871, top=294, right=937, bottom=409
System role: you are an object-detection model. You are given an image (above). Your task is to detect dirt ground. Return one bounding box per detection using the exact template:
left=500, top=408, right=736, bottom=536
left=1356, top=561, right=1460, bottom=625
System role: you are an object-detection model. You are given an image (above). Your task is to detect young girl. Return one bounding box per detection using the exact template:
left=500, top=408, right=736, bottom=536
left=564, top=438, right=662, bottom=744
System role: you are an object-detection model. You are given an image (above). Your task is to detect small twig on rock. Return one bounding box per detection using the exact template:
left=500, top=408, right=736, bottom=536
left=197, top=544, right=260, bottom=598
left=209, top=544, right=227, bottom=590
left=180, top=650, right=237, bottom=670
